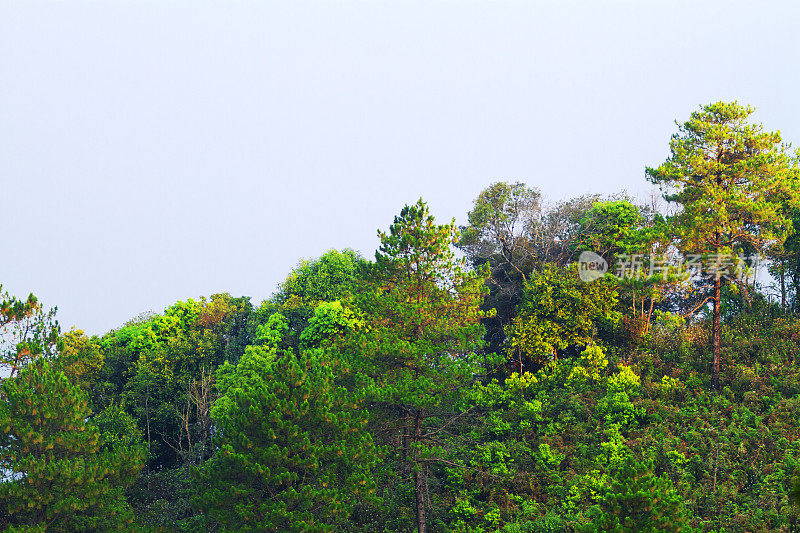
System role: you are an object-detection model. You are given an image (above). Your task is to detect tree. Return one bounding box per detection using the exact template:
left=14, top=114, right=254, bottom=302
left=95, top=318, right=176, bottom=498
left=767, top=206, right=800, bottom=312
left=274, top=249, right=365, bottom=307
left=266, top=249, right=366, bottom=347
left=57, top=329, right=104, bottom=400
left=459, top=182, right=542, bottom=284
left=196, top=342, right=375, bottom=532
left=505, top=263, right=621, bottom=369
left=0, top=360, right=144, bottom=531
left=585, top=455, right=690, bottom=532
left=575, top=200, right=647, bottom=262
left=93, top=296, right=251, bottom=471
left=352, top=199, right=492, bottom=533
left=646, top=101, right=800, bottom=388
left=791, top=470, right=800, bottom=512
left=299, top=300, right=363, bottom=350
left=0, top=286, right=59, bottom=379
left=459, top=185, right=624, bottom=373
left=576, top=199, right=683, bottom=341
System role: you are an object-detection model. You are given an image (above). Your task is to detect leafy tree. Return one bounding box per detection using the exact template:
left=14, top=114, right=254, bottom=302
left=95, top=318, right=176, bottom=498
left=459, top=185, right=623, bottom=373
left=791, top=470, right=800, bottom=511
left=92, top=296, right=252, bottom=471
left=0, top=360, right=144, bottom=531
left=299, top=300, right=363, bottom=349
left=458, top=183, right=542, bottom=367
left=505, top=263, right=621, bottom=369
left=196, top=342, right=376, bottom=532
left=352, top=199, right=492, bottom=532
left=576, top=200, right=685, bottom=342
left=57, top=329, right=104, bottom=400
left=274, top=249, right=364, bottom=306
left=539, top=194, right=614, bottom=266
left=575, top=200, right=649, bottom=261
left=646, top=101, right=800, bottom=388
left=768, top=206, right=800, bottom=312
left=267, top=249, right=366, bottom=346
left=459, top=181, right=543, bottom=283
left=195, top=293, right=254, bottom=365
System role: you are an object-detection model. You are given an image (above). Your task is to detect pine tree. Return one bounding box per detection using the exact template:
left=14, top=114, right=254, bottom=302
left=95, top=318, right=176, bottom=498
left=196, top=341, right=376, bottom=532
left=587, top=455, right=691, bottom=532
left=647, top=101, right=800, bottom=388
left=0, top=360, right=144, bottom=531
left=352, top=199, right=492, bottom=533
left=0, top=286, right=59, bottom=379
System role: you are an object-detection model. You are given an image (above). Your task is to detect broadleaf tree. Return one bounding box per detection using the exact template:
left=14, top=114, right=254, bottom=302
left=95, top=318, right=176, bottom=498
left=505, top=263, right=621, bottom=370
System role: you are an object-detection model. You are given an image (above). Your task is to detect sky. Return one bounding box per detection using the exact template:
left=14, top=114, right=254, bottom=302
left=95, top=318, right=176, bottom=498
left=2, top=1, right=800, bottom=335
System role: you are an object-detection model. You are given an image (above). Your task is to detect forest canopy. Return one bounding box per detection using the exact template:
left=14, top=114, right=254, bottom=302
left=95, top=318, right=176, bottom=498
left=3, top=101, right=800, bottom=532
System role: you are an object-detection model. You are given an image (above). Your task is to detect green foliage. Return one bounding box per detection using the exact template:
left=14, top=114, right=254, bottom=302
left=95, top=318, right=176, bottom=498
left=56, top=329, right=104, bottom=398
left=506, top=263, right=621, bottom=366
left=0, top=286, right=59, bottom=378
left=576, top=200, right=649, bottom=259
left=13, top=153, right=800, bottom=533
left=196, top=344, right=376, bottom=532
left=647, top=102, right=800, bottom=256
left=459, top=184, right=625, bottom=377
left=647, top=101, right=800, bottom=388
left=791, top=469, right=800, bottom=510
left=357, top=198, right=491, bottom=410
left=129, top=465, right=201, bottom=531
left=345, top=198, right=495, bottom=531
left=92, top=295, right=254, bottom=470
left=458, top=181, right=542, bottom=275
left=0, top=360, right=145, bottom=531
left=769, top=205, right=800, bottom=312
left=583, top=455, right=691, bottom=532
left=255, top=312, right=290, bottom=350
left=274, top=249, right=364, bottom=307
left=299, top=300, right=362, bottom=349
left=568, top=345, right=609, bottom=384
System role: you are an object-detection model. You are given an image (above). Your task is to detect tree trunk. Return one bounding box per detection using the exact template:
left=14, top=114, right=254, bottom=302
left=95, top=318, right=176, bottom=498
left=712, top=439, right=719, bottom=493
left=413, top=410, right=427, bottom=533
left=146, top=392, right=151, bottom=491
left=793, top=261, right=800, bottom=313
left=645, top=295, right=655, bottom=336
left=781, top=268, right=786, bottom=313
left=712, top=275, right=721, bottom=390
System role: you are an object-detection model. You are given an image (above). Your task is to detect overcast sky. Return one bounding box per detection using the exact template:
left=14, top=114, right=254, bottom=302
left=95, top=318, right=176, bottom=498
left=3, top=1, right=799, bottom=335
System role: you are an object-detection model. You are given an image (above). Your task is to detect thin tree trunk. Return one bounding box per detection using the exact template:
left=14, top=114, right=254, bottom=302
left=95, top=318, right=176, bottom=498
left=413, top=410, right=427, bottom=533
left=712, top=439, right=719, bottom=493
left=793, top=262, right=800, bottom=312
left=425, top=463, right=431, bottom=511
left=781, top=268, right=786, bottom=313
left=146, top=392, right=151, bottom=491
left=712, top=275, right=722, bottom=390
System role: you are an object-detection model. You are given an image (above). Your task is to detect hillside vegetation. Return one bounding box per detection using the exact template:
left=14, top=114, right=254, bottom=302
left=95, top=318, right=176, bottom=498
left=3, top=102, right=800, bottom=532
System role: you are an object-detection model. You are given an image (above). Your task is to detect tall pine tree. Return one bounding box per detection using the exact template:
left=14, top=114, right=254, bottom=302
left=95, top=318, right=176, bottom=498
left=352, top=199, right=493, bottom=532
left=647, top=101, right=800, bottom=388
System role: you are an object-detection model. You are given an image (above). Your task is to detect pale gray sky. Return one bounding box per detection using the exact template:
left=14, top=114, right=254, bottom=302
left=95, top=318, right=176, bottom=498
left=3, top=1, right=799, bottom=335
